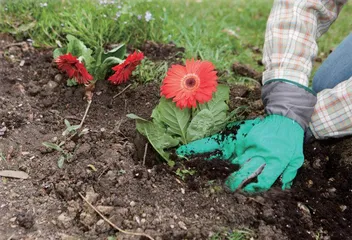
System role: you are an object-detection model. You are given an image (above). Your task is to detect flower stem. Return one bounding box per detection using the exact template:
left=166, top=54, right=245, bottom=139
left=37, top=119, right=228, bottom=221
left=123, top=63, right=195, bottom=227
left=79, top=99, right=92, bottom=128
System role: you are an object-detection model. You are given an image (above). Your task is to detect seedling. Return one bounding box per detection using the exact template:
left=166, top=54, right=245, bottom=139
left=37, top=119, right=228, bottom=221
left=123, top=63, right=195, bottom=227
left=42, top=119, right=89, bottom=168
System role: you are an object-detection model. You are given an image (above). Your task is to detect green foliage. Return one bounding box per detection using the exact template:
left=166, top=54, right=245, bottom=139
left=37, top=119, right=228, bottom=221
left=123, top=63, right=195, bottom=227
left=132, top=59, right=169, bottom=84
left=175, top=168, right=196, bottom=181
left=127, top=84, right=237, bottom=165
left=210, top=229, right=253, bottom=240
left=42, top=119, right=89, bottom=168
left=128, top=114, right=179, bottom=167
left=42, top=141, right=72, bottom=168
left=2, top=0, right=351, bottom=80
left=53, top=34, right=126, bottom=82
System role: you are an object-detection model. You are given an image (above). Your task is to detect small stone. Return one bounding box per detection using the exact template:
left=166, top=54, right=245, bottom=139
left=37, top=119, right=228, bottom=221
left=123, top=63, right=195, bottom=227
left=54, top=74, right=64, bottom=83
left=65, top=141, right=76, bottom=152
left=8, top=46, right=21, bottom=55
left=85, top=191, right=99, bottom=204
left=297, top=202, right=311, bottom=215
left=340, top=205, right=347, bottom=212
left=75, top=143, right=91, bottom=156
left=116, top=207, right=129, bottom=217
left=130, top=201, right=136, bottom=207
left=307, top=180, right=314, bottom=188
left=79, top=212, right=96, bottom=227
left=96, top=206, right=114, bottom=216
left=178, top=221, right=187, bottom=230
left=141, top=218, right=146, bottom=224
left=60, top=234, right=81, bottom=240
left=58, top=213, right=73, bottom=229
left=41, top=80, right=59, bottom=95
left=95, top=219, right=111, bottom=233
left=28, top=84, right=41, bottom=96
left=16, top=212, right=34, bottom=229
left=312, top=158, right=322, bottom=169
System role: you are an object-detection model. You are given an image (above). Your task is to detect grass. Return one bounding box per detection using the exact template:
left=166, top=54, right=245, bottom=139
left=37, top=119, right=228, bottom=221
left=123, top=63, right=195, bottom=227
left=210, top=229, right=253, bottom=240
left=0, top=0, right=351, bottom=82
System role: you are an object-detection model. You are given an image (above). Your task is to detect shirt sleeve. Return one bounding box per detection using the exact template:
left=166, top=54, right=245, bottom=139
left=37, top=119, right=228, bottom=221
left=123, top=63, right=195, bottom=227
left=310, top=77, right=352, bottom=139
left=262, top=0, right=347, bottom=87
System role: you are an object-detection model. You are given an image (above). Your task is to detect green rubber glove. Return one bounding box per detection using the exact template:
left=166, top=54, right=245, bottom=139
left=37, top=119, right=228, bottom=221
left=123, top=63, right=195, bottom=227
left=176, top=114, right=304, bottom=193
left=225, top=114, right=304, bottom=192
left=176, top=118, right=261, bottom=161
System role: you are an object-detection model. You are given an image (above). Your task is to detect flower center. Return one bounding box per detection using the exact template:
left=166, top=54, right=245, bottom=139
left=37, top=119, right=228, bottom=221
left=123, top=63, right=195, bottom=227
left=185, top=78, right=196, bottom=87
left=182, top=74, right=200, bottom=90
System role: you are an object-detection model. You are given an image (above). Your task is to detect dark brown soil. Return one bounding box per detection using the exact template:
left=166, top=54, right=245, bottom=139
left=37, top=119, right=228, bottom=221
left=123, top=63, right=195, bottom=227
left=0, top=33, right=351, bottom=240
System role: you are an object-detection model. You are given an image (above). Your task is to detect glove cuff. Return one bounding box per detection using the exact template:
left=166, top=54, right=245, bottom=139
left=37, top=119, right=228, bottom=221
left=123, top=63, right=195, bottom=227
left=261, top=80, right=317, bottom=129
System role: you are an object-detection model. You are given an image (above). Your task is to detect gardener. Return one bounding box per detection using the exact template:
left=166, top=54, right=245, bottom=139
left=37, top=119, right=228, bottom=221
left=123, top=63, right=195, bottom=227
left=176, top=0, right=351, bottom=193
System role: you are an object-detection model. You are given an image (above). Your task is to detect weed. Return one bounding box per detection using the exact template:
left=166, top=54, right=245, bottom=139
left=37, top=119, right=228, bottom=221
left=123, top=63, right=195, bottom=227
left=210, top=229, right=253, bottom=240
left=175, top=168, right=196, bottom=181
left=132, top=58, right=168, bottom=84
left=42, top=119, right=89, bottom=168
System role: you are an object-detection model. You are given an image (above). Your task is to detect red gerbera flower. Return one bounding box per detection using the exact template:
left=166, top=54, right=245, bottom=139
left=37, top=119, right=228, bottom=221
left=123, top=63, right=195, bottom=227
left=55, top=53, right=93, bottom=84
left=108, top=51, right=144, bottom=84
left=160, top=59, right=218, bottom=109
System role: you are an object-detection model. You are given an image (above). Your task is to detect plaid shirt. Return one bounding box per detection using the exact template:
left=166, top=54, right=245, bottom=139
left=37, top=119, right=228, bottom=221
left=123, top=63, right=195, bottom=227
left=262, top=0, right=350, bottom=139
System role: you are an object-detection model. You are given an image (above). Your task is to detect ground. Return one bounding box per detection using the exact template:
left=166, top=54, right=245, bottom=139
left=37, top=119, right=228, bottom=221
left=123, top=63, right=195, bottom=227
left=0, top=34, right=351, bottom=240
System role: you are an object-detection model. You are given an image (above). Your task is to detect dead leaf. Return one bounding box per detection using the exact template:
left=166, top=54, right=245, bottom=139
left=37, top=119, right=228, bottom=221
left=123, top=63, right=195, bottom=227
left=0, top=170, right=29, bottom=179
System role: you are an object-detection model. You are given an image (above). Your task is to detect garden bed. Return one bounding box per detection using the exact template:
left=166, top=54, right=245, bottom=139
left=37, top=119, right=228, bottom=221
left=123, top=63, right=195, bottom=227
left=0, top=34, right=351, bottom=240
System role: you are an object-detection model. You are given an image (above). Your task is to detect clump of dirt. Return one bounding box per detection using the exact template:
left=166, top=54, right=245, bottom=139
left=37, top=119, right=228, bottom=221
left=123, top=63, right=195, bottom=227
left=139, top=40, right=185, bottom=63
left=0, top=33, right=351, bottom=240
left=232, top=62, right=262, bottom=83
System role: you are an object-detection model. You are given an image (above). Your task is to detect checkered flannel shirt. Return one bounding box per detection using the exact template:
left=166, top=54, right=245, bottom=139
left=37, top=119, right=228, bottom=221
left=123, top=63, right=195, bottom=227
left=262, top=0, right=350, bottom=139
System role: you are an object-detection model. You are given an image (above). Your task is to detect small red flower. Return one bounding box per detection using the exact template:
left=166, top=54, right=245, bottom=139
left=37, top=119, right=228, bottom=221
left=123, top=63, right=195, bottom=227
left=55, top=53, right=93, bottom=84
left=108, top=51, right=144, bottom=84
left=160, top=59, right=218, bottom=109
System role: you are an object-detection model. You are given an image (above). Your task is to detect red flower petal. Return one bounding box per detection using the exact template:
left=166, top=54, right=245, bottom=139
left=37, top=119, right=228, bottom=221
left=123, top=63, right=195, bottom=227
left=55, top=53, right=93, bottom=84
left=108, top=51, right=144, bottom=85
left=160, top=59, right=218, bottom=109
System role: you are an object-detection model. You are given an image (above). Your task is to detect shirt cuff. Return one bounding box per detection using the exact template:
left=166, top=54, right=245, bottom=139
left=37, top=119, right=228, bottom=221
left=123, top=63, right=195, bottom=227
left=262, top=68, right=309, bottom=87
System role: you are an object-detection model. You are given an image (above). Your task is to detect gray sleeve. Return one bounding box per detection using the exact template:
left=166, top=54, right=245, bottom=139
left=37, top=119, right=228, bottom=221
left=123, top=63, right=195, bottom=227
left=261, top=81, right=317, bottom=129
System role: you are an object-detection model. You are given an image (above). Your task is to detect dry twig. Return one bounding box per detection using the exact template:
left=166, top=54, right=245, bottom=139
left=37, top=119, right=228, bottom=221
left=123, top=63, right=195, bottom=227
left=143, top=143, right=148, bottom=166
left=79, top=192, right=155, bottom=240
left=113, top=84, right=132, bottom=99
left=79, top=100, right=92, bottom=128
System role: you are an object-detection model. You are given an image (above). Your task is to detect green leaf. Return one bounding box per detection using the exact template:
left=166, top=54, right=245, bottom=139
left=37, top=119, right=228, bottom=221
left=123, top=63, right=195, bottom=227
left=135, top=120, right=179, bottom=166
left=9, top=21, right=36, bottom=34
left=42, top=142, right=64, bottom=152
left=53, top=47, right=67, bottom=59
left=156, top=98, right=191, bottom=144
left=93, top=46, right=104, bottom=68
left=186, top=109, right=215, bottom=142
left=66, top=79, right=78, bottom=86
left=102, top=44, right=126, bottom=62
left=64, top=119, right=71, bottom=128
left=94, top=56, right=123, bottom=81
left=66, top=35, right=94, bottom=70
left=197, top=84, right=230, bottom=133
left=126, top=114, right=148, bottom=121
left=58, top=155, right=65, bottom=168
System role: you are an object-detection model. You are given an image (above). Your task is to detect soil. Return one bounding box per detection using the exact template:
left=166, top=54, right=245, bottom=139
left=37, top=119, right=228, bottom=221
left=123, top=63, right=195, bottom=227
left=0, top=33, right=351, bottom=240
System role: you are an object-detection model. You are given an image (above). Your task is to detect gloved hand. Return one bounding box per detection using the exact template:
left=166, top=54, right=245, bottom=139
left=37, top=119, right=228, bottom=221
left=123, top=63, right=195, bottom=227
left=176, top=114, right=305, bottom=193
